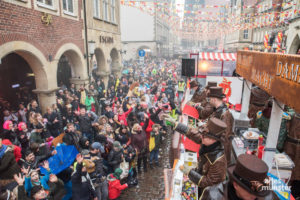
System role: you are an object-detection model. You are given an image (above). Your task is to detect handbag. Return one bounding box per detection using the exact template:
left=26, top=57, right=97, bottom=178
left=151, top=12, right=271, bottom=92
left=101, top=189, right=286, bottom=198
left=119, top=159, right=129, bottom=179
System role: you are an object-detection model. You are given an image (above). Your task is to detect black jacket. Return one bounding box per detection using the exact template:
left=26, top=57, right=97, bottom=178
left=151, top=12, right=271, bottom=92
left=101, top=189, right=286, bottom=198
left=77, top=114, right=93, bottom=133
left=63, top=131, right=81, bottom=151
left=108, top=149, right=123, bottom=171
left=71, top=163, right=96, bottom=200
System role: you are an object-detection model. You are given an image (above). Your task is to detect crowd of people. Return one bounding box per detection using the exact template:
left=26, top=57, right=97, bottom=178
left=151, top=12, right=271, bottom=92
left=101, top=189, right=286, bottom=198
left=0, top=56, right=299, bottom=200
left=0, top=59, right=181, bottom=200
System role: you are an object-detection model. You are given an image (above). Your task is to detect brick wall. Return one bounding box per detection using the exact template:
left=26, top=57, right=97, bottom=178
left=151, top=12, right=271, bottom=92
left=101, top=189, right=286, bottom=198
left=0, top=0, right=84, bottom=61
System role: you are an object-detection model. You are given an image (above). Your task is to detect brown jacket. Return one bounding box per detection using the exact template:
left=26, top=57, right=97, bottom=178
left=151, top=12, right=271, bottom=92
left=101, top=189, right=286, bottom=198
left=210, top=104, right=234, bottom=164
left=189, top=88, right=206, bottom=105
left=187, top=143, right=227, bottom=196
left=199, top=181, right=279, bottom=200
left=284, top=114, right=300, bottom=180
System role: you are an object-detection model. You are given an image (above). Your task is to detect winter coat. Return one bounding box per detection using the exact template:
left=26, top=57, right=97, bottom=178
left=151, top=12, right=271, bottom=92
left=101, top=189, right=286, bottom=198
left=1, top=140, right=22, bottom=162
left=71, top=163, right=97, bottom=200
left=0, top=146, right=20, bottom=180
left=150, top=131, right=162, bottom=151
left=108, top=149, right=123, bottom=171
left=118, top=107, right=133, bottom=126
left=123, top=145, right=136, bottom=163
left=131, top=129, right=147, bottom=154
left=63, top=131, right=81, bottom=151
left=44, top=112, right=61, bottom=137
left=85, top=96, right=95, bottom=111
left=25, top=169, right=51, bottom=194
left=200, top=180, right=277, bottom=200
left=2, top=129, right=19, bottom=145
left=48, top=179, right=67, bottom=199
left=89, top=152, right=105, bottom=185
left=18, top=130, right=30, bottom=154
left=107, top=174, right=128, bottom=200
left=77, top=114, right=93, bottom=133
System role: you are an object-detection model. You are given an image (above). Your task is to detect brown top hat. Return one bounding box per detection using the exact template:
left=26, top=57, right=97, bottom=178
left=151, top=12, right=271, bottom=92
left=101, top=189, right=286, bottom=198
left=202, top=117, right=227, bottom=140
left=205, top=81, right=217, bottom=89
left=208, top=87, right=225, bottom=99
left=250, top=87, right=270, bottom=106
left=228, top=154, right=270, bottom=197
left=189, top=80, right=199, bottom=88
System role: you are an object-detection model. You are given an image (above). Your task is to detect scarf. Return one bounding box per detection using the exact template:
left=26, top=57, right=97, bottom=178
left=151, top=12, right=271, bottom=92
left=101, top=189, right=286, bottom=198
left=199, top=141, right=220, bottom=155
left=0, top=144, right=7, bottom=159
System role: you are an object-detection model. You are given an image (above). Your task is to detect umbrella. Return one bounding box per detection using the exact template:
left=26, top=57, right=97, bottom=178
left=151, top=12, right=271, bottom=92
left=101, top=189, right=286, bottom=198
left=182, top=104, right=199, bottom=119
left=122, top=69, right=129, bottom=74
left=40, top=144, right=78, bottom=175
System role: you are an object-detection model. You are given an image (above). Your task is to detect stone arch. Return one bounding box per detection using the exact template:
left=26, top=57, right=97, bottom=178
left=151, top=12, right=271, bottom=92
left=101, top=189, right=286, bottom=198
left=54, top=43, right=87, bottom=81
left=288, top=34, right=300, bottom=54
left=0, top=41, right=49, bottom=90
left=110, top=48, right=120, bottom=72
left=95, top=48, right=107, bottom=73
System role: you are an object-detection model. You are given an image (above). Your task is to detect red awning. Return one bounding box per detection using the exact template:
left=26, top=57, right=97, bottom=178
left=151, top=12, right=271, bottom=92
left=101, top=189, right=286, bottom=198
left=199, top=52, right=237, bottom=61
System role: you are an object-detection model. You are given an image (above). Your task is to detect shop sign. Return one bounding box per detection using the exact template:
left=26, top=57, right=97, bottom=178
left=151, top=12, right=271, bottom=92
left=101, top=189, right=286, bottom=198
left=236, top=51, right=300, bottom=113
left=99, top=36, right=114, bottom=44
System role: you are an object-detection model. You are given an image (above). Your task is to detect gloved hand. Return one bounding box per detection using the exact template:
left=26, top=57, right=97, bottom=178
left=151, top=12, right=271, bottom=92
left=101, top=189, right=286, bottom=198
left=179, top=165, right=190, bottom=175
left=162, top=114, right=177, bottom=127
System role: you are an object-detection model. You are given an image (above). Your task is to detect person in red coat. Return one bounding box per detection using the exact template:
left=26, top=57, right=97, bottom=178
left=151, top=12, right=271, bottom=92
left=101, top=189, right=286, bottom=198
left=108, top=168, right=128, bottom=200
left=2, top=139, right=22, bottom=162
left=117, top=107, right=133, bottom=126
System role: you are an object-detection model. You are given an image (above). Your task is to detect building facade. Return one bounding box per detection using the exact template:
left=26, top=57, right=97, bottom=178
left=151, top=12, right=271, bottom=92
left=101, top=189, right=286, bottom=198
left=285, top=0, right=300, bottom=54
left=86, top=0, right=122, bottom=81
left=0, top=0, right=87, bottom=112
left=120, top=0, right=172, bottom=61
left=224, top=0, right=256, bottom=52
left=0, top=0, right=122, bottom=112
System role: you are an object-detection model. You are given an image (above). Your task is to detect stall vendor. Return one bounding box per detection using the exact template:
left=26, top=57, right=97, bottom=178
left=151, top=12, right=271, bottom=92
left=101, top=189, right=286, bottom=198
left=196, top=87, right=234, bottom=164
left=200, top=154, right=276, bottom=200
left=164, top=116, right=227, bottom=196
left=187, top=80, right=217, bottom=107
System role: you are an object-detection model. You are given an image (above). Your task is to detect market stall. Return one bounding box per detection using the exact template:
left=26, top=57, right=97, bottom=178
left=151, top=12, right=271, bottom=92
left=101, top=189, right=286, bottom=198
left=165, top=51, right=299, bottom=200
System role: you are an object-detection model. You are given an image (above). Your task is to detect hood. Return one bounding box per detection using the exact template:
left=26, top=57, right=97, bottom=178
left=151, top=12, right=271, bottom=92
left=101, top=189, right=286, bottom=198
left=107, top=174, right=117, bottom=182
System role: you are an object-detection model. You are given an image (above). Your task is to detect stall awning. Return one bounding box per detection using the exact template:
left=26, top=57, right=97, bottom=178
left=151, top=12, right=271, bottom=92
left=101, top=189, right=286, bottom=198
left=199, top=52, right=237, bottom=61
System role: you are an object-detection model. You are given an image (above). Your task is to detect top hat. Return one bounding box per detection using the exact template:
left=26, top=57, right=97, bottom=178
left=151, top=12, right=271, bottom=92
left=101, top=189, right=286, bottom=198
left=250, top=87, right=270, bottom=106
left=202, top=117, right=227, bottom=140
left=208, top=87, right=226, bottom=99
left=227, top=154, right=270, bottom=197
left=205, top=81, right=218, bottom=89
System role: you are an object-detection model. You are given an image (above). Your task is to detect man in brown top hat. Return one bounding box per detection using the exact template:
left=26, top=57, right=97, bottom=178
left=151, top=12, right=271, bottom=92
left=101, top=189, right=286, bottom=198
left=164, top=117, right=227, bottom=196
left=200, top=154, right=276, bottom=200
left=196, top=87, right=234, bottom=164
left=188, top=81, right=217, bottom=107
left=248, top=87, right=270, bottom=127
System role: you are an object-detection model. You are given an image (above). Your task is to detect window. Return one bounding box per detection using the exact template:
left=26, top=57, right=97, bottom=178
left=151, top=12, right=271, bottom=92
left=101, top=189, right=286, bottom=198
left=243, top=29, right=249, bottom=39
left=110, top=0, right=115, bottom=23
left=93, top=0, right=100, bottom=18
left=103, top=0, right=109, bottom=21
left=37, top=0, right=53, bottom=7
left=63, top=0, right=73, bottom=13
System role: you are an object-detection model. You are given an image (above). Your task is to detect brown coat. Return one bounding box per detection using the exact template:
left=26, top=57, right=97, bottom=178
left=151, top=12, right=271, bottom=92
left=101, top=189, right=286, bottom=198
left=187, top=143, right=227, bottom=196
left=248, top=103, right=265, bottom=127
left=199, top=181, right=279, bottom=200
left=284, top=114, right=300, bottom=180
left=189, top=89, right=206, bottom=105
left=210, top=104, right=234, bottom=164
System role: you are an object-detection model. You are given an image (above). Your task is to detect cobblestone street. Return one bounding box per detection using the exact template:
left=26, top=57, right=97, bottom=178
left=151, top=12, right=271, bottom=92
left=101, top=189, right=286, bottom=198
left=120, top=132, right=172, bottom=200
